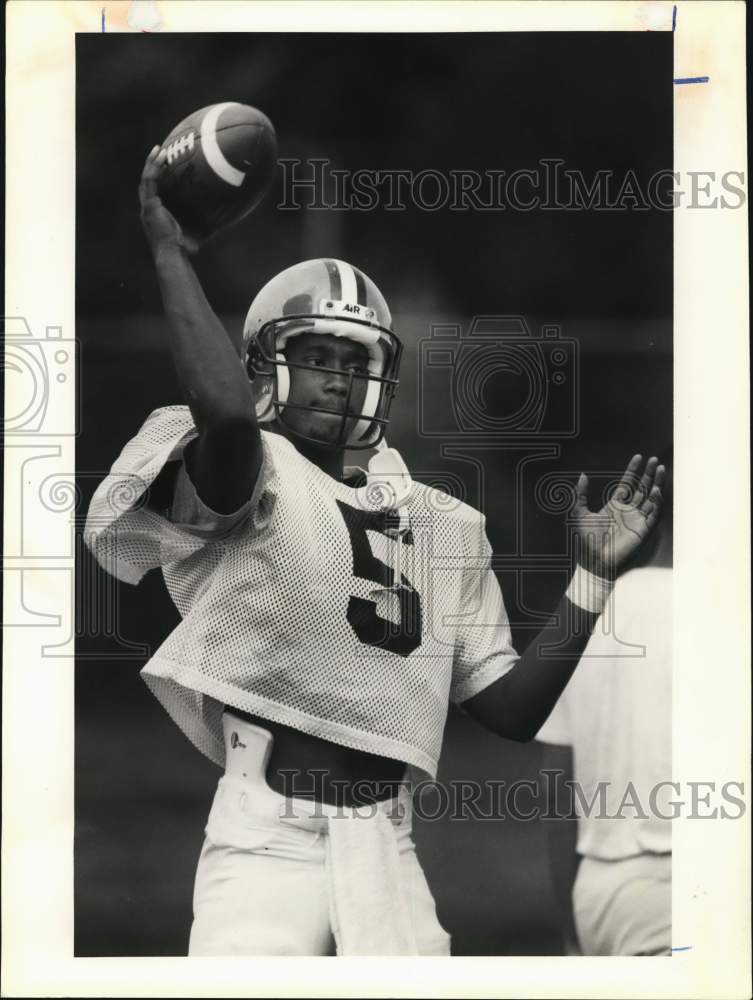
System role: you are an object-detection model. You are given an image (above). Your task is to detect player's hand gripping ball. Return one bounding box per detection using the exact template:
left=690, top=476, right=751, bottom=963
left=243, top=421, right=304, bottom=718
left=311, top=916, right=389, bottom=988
left=156, top=102, right=277, bottom=239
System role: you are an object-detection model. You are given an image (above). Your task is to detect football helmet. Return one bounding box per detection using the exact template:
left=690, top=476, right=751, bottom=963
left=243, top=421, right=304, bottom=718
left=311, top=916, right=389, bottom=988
left=242, top=259, right=402, bottom=449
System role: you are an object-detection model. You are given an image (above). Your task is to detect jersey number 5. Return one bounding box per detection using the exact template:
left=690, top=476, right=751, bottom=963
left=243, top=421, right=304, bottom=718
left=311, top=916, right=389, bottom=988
left=336, top=500, right=422, bottom=657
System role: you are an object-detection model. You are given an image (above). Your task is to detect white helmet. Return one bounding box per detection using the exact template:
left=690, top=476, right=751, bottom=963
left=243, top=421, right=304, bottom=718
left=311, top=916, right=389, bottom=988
left=242, top=259, right=402, bottom=449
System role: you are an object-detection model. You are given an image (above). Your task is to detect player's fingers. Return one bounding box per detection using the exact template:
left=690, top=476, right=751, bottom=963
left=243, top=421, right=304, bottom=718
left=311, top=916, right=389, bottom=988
left=640, top=485, right=662, bottom=516
left=139, top=145, right=164, bottom=201
left=141, top=145, right=162, bottom=176
left=572, top=472, right=590, bottom=510
left=570, top=472, right=590, bottom=517
left=641, top=454, right=658, bottom=484
left=636, top=456, right=659, bottom=503
left=612, top=453, right=642, bottom=504
left=182, top=232, right=201, bottom=256
left=139, top=173, right=157, bottom=204
left=644, top=496, right=664, bottom=532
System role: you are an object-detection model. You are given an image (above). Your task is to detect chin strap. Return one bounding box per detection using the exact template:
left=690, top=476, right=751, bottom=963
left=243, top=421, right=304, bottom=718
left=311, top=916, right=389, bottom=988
left=367, top=439, right=413, bottom=508
left=359, top=440, right=414, bottom=593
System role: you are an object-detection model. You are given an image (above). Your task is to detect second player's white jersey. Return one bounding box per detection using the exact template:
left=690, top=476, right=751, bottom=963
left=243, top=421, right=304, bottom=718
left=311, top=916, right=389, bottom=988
left=537, top=567, right=672, bottom=859
left=86, top=406, right=518, bottom=778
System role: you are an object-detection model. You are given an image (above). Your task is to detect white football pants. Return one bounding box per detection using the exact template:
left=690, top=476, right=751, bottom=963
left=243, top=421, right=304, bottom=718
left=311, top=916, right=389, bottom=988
left=188, top=715, right=451, bottom=957
left=573, top=854, right=671, bottom=956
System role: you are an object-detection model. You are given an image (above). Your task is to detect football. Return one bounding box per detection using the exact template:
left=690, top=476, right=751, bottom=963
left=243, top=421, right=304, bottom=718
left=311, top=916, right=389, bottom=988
left=157, top=102, right=278, bottom=239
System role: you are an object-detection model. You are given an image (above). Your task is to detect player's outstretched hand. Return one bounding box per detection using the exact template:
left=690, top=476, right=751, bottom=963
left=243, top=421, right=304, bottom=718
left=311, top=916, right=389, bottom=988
left=139, top=145, right=201, bottom=257
left=571, top=454, right=665, bottom=578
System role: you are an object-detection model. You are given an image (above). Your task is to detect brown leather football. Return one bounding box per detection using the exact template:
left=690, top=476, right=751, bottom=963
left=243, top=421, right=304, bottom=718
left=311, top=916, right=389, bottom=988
left=157, top=102, right=278, bottom=239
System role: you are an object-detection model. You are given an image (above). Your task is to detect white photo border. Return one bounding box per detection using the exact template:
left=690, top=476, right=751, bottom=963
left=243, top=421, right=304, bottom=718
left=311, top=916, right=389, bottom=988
left=3, top=1, right=750, bottom=997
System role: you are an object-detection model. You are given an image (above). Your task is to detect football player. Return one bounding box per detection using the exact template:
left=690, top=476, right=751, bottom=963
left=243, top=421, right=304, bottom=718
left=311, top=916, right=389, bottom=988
left=536, top=451, right=673, bottom=956
left=85, top=146, right=665, bottom=956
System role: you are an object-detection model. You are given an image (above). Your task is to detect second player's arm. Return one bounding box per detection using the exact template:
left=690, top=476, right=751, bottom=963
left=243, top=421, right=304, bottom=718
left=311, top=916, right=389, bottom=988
left=140, top=146, right=261, bottom=514
left=461, top=455, right=665, bottom=741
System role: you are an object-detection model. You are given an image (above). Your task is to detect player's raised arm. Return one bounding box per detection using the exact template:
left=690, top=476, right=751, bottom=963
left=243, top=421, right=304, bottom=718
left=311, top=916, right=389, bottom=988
left=461, top=455, right=665, bottom=741
left=138, top=145, right=261, bottom=514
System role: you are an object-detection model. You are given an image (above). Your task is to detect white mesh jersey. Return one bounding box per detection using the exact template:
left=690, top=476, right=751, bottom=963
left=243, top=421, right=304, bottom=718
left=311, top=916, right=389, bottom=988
left=86, top=406, right=519, bottom=778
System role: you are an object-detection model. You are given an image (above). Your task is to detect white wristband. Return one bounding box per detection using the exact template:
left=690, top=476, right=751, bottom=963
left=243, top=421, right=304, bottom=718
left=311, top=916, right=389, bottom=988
left=565, top=564, right=614, bottom=614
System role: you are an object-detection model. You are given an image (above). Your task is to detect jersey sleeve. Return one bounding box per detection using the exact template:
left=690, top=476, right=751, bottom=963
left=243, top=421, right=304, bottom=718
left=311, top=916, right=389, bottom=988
left=84, top=406, right=271, bottom=585
left=450, top=522, right=519, bottom=705
left=167, top=450, right=269, bottom=540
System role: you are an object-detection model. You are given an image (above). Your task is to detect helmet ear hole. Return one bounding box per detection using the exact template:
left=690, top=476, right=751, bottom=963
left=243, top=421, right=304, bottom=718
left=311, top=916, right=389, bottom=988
left=245, top=343, right=267, bottom=378
left=251, top=377, right=275, bottom=421
left=246, top=342, right=278, bottom=422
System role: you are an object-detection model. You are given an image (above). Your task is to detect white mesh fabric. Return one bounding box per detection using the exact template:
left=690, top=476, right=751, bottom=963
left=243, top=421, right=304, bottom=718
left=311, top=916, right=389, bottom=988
left=85, top=406, right=519, bottom=777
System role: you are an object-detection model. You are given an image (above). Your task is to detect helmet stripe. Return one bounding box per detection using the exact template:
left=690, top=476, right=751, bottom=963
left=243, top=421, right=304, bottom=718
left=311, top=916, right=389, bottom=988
left=354, top=267, right=367, bottom=306
left=324, top=259, right=342, bottom=301
left=333, top=259, right=357, bottom=304
left=200, top=103, right=246, bottom=186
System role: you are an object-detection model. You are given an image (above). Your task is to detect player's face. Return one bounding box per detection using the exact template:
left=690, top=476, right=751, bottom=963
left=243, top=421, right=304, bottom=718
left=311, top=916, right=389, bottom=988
left=282, top=333, right=370, bottom=445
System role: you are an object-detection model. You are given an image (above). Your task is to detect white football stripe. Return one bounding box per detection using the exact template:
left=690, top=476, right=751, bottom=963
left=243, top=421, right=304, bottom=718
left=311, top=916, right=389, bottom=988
left=333, top=259, right=358, bottom=304
left=201, top=103, right=246, bottom=187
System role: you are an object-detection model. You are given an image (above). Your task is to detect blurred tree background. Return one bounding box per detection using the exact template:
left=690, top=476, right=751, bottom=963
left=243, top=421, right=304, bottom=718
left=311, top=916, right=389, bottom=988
left=76, top=31, right=672, bottom=956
